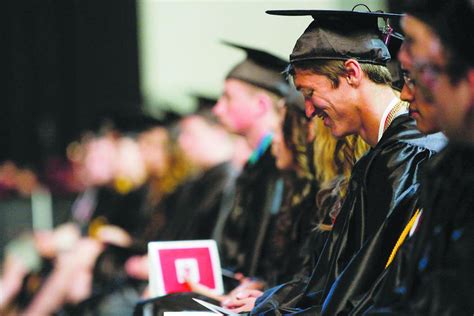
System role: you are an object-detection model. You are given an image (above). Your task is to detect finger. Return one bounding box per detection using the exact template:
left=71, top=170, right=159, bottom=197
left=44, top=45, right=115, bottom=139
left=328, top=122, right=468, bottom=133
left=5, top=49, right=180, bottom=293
left=186, top=280, right=225, bottom=302
left=245, top=289, right=264, bottom=298
left=222, top=298, right=245, bottom=309
left=230, top=300, right=257, bottom=313
left=234, top=273, right=244, bottom=281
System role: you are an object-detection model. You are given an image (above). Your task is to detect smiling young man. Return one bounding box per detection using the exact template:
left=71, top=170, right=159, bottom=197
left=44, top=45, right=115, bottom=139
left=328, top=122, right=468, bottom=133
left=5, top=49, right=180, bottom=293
left=241, top=10, right=446, bottom=315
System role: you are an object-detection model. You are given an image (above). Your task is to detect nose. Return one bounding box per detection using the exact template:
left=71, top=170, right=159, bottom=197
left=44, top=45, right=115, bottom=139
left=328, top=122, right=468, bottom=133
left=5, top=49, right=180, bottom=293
left=304, top=100, right=317, bottom=119
left=400, top=83, right=415, bottom=103
left=212, top=99, right=223, bottom=115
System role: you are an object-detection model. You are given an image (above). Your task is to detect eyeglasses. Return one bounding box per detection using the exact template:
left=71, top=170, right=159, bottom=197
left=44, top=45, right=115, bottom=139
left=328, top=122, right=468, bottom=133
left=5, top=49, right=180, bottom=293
left=402, top=70, right=416, bottom=91
left=412, top=60, right=448, bottom=90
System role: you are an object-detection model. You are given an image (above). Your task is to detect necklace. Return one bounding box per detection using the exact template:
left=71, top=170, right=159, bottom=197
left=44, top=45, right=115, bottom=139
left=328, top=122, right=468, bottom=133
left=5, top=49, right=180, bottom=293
left=383, top=100, right=408, bottom=134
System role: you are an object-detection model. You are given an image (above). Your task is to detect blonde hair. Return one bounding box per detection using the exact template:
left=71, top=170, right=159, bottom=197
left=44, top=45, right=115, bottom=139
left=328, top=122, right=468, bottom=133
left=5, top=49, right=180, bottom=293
left=312, top=119, right=370, bottom=231
left=313, top=119, right=369, bottom=185
left=147, top=135, right=196, bottom=208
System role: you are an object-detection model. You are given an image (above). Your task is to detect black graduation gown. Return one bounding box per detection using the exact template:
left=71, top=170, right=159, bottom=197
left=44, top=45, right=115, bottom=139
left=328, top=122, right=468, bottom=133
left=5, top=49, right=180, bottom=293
left=218, top=146, right=282, bottom=278
left=153, top=161, right=237, bottom=241
left=123, top=162, right=237, bottom=252
left=87, top=162, right=237, bottom=313
left=88, top=184, right=149, bottom=239
left=132, top=145, right=282, bottom=316
left=358, top=142, right=474, bottom=315
left=252, top=115, right=446, bottom=315
left=259, top=176, right=321, bottom=287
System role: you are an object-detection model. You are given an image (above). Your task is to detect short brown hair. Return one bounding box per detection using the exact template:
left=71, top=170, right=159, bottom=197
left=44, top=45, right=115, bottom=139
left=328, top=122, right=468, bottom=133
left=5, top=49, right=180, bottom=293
left=289, top=60, right=392, bottom=88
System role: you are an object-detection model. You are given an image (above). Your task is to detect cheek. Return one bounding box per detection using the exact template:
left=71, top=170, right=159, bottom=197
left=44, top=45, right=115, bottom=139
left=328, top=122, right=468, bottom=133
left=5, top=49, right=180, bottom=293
left=420, top=104, right=438, bottom=121
left=417, top=104, right=439, bottom=131
left=330, top=103, right=353, bottom=122
left=433, top=82, right=462, bottom=119
left=435, top=103, right=455, bottom=130
left=227, top=104, right=253, bottom=129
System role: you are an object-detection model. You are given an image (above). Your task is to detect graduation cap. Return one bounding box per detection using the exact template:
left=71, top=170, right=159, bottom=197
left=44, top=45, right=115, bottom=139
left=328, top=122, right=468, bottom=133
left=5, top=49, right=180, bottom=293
left=108, top=110, right=163, bottom=135
left=186, top=92, right=220, bottom=123
left=85, top=109, right=162, bottom=136
left=223, top=41, right=290, bottom=97
left=266, top=9, right=403, bottom=66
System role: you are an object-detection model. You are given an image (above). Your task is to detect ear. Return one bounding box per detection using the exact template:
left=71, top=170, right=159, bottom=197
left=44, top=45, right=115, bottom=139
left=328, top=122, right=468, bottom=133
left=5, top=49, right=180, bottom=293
left=255, top=92, right=273, bottom=116
left=344, top=59, right=363, bottom=87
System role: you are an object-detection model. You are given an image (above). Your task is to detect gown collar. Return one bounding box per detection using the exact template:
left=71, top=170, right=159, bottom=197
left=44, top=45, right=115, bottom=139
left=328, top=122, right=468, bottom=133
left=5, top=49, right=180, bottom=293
left=248, top=133, right=273, bottom=166
left=377, top=98, right=407, bottom=142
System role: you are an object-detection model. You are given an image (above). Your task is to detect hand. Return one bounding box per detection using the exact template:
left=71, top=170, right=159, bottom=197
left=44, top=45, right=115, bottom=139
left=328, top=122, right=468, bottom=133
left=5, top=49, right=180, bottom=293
left=221, top=289, right=263, bottom=313
left=125, top=255, right=149, bottom=280
left=184, top=279, right=225, bottom=302
left=227, top=277, right=265, bottom=298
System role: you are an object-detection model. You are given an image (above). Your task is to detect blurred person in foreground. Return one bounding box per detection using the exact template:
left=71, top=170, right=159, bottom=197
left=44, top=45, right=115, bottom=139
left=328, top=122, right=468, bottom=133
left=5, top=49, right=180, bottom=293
left=352, top=0, right=474, bottom=314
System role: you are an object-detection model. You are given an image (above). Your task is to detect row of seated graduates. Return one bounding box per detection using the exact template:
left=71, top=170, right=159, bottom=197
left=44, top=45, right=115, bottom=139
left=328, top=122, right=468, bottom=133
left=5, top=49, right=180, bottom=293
left=5, top=36, right=421, bottom=316
left=141, top=3, right=471, bottom=315
left=132, top=43, right=370, bottom=315
left=2, top=99, right=239, bottom=315
left=78, top=106, right=241, bottom=315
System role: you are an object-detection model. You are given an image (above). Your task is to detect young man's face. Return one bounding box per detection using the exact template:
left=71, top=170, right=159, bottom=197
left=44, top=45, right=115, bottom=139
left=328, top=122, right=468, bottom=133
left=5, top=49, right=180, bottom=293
left=399, top=15, right=441, bottom=105
left=212, top=79, right=259, bottom=135
left=400, top=15, right=472, bottom=139
left=293, top=69, right=359, bottom=138
left=431, top=73, right=472, bottom=139
left=178, top=116, right=223, bottom=167
left=400, top=72, right=441, bottom=134
left=138, top=127, right=169, bottom=175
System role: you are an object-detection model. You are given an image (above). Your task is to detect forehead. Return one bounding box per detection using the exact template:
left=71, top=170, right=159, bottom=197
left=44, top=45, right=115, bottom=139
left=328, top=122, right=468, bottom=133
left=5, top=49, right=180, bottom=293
left=401, top=16, right=433, bottom=40
left=402, top=15, right=444, bottom=60
left=292, top=69, right=332, bottom=89
left=224, top=78, right=252, bottom=94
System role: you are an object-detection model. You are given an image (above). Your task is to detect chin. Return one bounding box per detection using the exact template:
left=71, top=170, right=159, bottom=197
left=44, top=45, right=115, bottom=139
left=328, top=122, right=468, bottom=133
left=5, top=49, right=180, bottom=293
left=417, top=124, right=440, bottom=135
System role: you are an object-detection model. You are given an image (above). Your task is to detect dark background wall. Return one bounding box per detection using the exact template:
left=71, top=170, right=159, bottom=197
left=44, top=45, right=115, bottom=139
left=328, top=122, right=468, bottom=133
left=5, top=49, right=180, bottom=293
left=0, top=0, right=140, bottom=169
